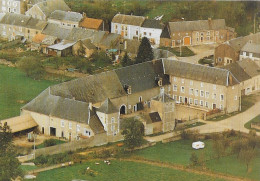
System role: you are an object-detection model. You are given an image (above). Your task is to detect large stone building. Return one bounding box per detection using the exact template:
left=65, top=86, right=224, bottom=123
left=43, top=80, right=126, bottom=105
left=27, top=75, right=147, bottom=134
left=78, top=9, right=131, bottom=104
left=160, top=19, right=236, bottom=47
left=214, top=32, right=260, bottom=66
left=0, top=0, right=27, bottom=14
left=19, top=59, right=243, bottom=142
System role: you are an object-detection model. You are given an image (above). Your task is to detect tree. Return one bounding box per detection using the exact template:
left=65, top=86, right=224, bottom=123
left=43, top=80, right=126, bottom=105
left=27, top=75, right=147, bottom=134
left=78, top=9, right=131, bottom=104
left=135, top=37, right=154, bottom=64
left=0, top=122, right=23, bottom=181
left=238, top=147, right=256, bottom=172
left=231, top=139, right=248, bottom=158
left=17, top=56, right=45, bottom=80
left=121, top=118, right=145, bottom=150
left=121, top=52, right=132, bottom=67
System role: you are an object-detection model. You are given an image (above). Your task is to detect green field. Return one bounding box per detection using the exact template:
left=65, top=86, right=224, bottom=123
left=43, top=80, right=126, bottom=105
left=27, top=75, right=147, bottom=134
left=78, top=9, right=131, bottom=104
left=134, top=140, right=260, bottom=180
left=35, top=160, right=224, bottom=181
left=35, top=139, right=67, bottom=149
left=0, top=65, right=57, bottom=120
left=244, top=115, right=260, bottom=132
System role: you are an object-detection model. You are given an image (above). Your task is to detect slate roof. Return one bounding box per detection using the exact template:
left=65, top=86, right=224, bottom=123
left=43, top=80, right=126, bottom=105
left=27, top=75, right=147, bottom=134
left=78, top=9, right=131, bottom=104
left=142, top=19, right=163, bottom=29
left=225, top=32, right=260, bottom=52
left=168, top=19, right=226, bottom=32
left=22, top=88, right=104, bottom=134
left=119, top=39, right=140, bottom=55
left=34, top=0, right=70, bottom=18
left=221, top=62, right=251, bottom=82
left=114, top=59, right=170, bottom=93
left=0, top=13, right=47, bottom=30
left=65, top=28, right=100, bottom=41
left=100, top=33, right=121, bottom=48
left=236, top=59, right=260, bottom=78
left=42, top=23, right=72, bottom=39
left=112, top=14, right=145, bottom=26
left=82, top=39, right=96, bottom=49
left=96, top=98, right=118, bottom=114
left=149, top=112, right=162, bottom=123
left=241, top=42, right=260, bottom=54
left=163, top=59, right=239, bottom=86
left=80, top=17, right=103, bottom=30
left=49, top=10, right=83, bottom=22
left=152, top=93, right=174, bottom=103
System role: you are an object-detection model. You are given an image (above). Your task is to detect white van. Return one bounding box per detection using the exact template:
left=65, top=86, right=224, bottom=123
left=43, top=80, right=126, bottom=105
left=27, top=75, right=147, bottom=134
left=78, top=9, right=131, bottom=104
left=192, top=141, right=205, bottom=150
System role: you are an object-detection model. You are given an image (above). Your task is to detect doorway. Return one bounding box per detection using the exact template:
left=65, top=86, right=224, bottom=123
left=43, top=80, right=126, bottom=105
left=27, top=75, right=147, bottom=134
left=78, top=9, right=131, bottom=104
left=42, top=127, right=44, bottom=134
left=120, top=105, right=126, bottom=114
left=50, top=127, right=56, bottom=136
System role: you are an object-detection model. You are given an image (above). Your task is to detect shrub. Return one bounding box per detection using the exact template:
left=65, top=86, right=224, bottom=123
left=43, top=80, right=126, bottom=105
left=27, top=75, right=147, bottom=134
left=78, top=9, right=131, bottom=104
left=43, top=139, right=57, bottom=147
left=34, top=155, right=48, bottom=165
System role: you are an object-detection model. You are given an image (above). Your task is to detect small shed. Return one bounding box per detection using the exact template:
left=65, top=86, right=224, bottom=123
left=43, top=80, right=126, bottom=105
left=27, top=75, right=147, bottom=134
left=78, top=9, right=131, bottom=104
left=47, top=40, right=77, bottom=57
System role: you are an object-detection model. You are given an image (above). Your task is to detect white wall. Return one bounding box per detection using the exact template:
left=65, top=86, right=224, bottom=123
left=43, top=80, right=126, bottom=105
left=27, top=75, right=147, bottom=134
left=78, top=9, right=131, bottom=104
left=140, top=27, right=162, bottom=45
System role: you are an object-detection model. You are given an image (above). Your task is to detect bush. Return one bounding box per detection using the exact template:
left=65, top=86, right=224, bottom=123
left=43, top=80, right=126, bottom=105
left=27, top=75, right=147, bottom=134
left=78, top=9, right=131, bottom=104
left=34, top=155, right=48, bottom=165
left=180, top=129, right=200, bottom=141
left=43, top=139, right=57, bottom=147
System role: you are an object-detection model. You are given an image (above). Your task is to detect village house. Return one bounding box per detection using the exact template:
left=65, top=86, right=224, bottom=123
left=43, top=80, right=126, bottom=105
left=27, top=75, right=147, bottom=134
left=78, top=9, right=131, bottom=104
left=140, top=19, right=163, bottom=46
left=0, top=12, right=47, bottom=41
left=48, top=10, right=83, bottom=28
left=160, top=19, right=236, bottom=47
left=222, top=59, right=260, bottom=95
left=239, top=41, right=260, bottom=65
left=31, top=33, right=58, bottom=52
left=25, top=0, right=70, bottom=20
left=163, top=59, right=241, bottom=114
left=214, top=32, right=260, bottom=66
left=0, top=0, right=27, bottom=14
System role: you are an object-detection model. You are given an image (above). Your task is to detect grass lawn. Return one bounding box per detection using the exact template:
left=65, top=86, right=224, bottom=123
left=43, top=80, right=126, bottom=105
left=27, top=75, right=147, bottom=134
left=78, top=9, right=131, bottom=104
left=35, top=160, right=224, bottom=181
left=20, top=165, right=38, bottom=172
left=133, top=139, right=260, bottom=180
left=159, top=46, right=195, bottom=57
left=244, top=115, right=260, bottom=132
left=0, top=65, right=57, bottom=120
left=36, top=139, right=67, bottom=149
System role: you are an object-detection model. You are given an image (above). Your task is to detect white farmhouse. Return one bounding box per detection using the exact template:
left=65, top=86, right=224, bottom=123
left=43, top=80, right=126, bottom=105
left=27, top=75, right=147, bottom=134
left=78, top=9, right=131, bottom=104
left=140, top=19, right=163, bottom=47
left=111, top=13, right=145, bottom=40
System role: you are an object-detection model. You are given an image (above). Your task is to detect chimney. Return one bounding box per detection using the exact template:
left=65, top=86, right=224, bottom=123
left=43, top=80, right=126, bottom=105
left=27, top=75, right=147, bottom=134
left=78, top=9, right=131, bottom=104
left=124, top=85, right=131, bottom=94
left=228, top=74, right=233, bottom=85
left=155, top=76, right=163, bottom=87
left=83, top=12, right=86, bottom=18
left=89, top=102, right=92, bottom=111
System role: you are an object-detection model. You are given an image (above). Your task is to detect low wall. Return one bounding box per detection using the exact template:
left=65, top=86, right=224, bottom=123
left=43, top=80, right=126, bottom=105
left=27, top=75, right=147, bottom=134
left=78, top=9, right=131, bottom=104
left=251, top=123, right=260, bottom=130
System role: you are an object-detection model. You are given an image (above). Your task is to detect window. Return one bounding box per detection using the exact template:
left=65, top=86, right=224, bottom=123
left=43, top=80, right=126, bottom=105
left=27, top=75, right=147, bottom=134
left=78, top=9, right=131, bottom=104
left=207, top=31, right=210, bottom=35
left=200, top=90, right=204, bottom=97
left=149, top=32, right=151, bottom=36
left=173, top=84, right=177, bottom=91
left=201, top=82, right=204, bottom=87
left=61, top=120, right=65, bottom=127
left=195, top=89, right=199, bottom=96
left=213, top=85, right=216, bottom=90
left=139, top=96, right=142, bottom=102
left=173, top=77, right=177, bottom=82
left=77, top=124, right=80, bottom=132
left=8, top=1, right=11, bottom=6
left=200, top=32, right=204, bottom=36
left=207, top=36, right=210, bottom=40
left=218, top=57, right=222, bottom=62
left=220, top=94, right=224, bottom=101
left=205, top=101, right=208, bottom=108
left=111, top=117, right=115, bottom=124
left=136, top=30, right=138, bottom=35
left=220, top=105, right=223, bottom=110
left=181, top=86, right=185, bottom=93
left=181, top=79, right=184, bottom=83
left=189, top=88, right=193, bottom=95
left=196, top=32, right=199, bottom=37
left=128, top=105, right=131, bottom=109
left=234, top=96, right=237, bottom=100
left=213, top=93, right=216, bottom=99
left=194, top=99, right=198, bottom=105
left=243, top=51, right=246, bottom=56
left=28, top=29, right=30, bottom=33
left=111, top=125, right=115, bottom=131
left=189, top=98, right=193, bottom=104
left=133, top=105, right=137, bottom=112
left=249, top=53, right=253, bottom=57
left=174, top=95, right=177, bottom=100
left=205, top=91, right=209, bottom=98
left=144, top=32, right=147, bottom=36
left=190, top=81, right=193, bottom=86
left=179, top=96, right=183, bottom=103
left=200, top=100, right=204, bottom=106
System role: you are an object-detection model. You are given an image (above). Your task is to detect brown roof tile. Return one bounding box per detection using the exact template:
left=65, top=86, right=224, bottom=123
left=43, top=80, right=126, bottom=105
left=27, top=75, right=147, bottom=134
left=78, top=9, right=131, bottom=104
left=80, top=17, right=103, bottom=30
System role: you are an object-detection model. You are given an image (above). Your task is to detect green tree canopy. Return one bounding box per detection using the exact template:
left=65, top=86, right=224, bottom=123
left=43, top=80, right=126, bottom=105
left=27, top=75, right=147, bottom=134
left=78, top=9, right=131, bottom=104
left=0, top=122, right=23, bottom=180
left=121, top=118, right=145, bottom=149
left=135, top=37, right=154, bottom=64
left=121, top=52, right=132, bottom=67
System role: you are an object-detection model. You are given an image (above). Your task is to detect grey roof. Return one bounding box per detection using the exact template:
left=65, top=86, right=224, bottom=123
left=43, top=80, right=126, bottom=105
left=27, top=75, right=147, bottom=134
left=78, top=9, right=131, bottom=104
left=163, top=59, right=239, bottom=86
left=82, top=39, right=96, bottom=49
left=96, top=98, right=118, bottom=114
left=142, top=19, right=163, bottom=29
left=236, top=59, right=260, bottom=78
left=65, top=28, right=106, bottom=42
left=221, top=62, right=251, bottom=82
left=119, top=39, right=140, bottom=55
left=168, top=19, right=226, bottom=32
left=100, top=33, right=121, bottom=48
left=114, top=59, right=170, bottom=93
left=50, top=71, right=127, bottom=104
left=49, top=10, right=83, bottom=22
left=241, top=42, right=260, bottom=54
left=42, top=23, right=72, bottom=39
left=225, top=32, right=260, bottom=52
left=154, top=49, right=175, bottom=59
left=34, top=0, right=70, bottom=18
left=112, top=14, right=145, bottom=26
left=0, top=13, right=47, bottom=30
left=22, top=88, right=104, bottom=134
left=48, top=40, right=76, bottom=50
left=152, top=93, right=174, bottom=103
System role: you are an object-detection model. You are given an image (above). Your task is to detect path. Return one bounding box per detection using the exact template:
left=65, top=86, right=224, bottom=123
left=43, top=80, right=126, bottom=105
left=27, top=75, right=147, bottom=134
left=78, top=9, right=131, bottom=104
left=121, top=157, right=253, bottom=181
left=28, top=162, right=74, bottom=175
left=178, top=44, right=216, bottom=64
